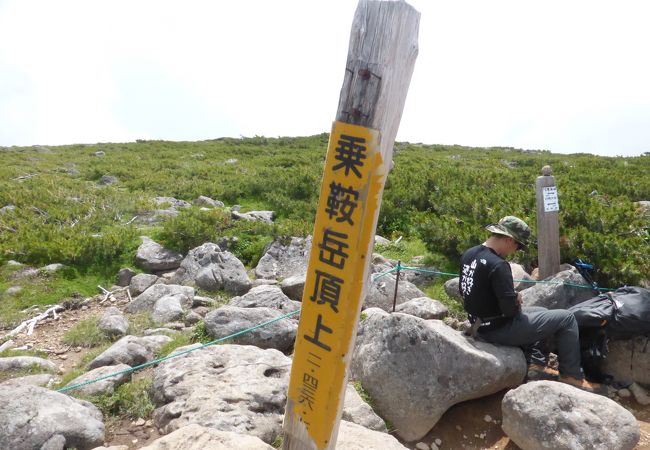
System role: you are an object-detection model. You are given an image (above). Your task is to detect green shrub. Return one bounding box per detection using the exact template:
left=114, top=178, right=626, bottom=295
left=90, top=378, right=155, bottom=419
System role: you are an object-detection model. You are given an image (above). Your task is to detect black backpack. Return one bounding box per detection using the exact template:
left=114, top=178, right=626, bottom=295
left=568, top=286, right=650, bottom=382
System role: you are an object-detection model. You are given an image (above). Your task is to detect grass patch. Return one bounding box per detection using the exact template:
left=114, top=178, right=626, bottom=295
left=374, top=237, right=428, bottom=263
left=62, top=317, right=112, bottom=348
left=88, top=378, right=155, bottom=419
left=0, top=269, right=112, bottom=328
left=156, top=333, right=193, bottom=358
left=0, top=363, right=52, bottom=382
left=126, top=313, right=155, bottom=335
left=0, top=348, right=48, bottom=358
left=192, top=321, right=211, bottom=343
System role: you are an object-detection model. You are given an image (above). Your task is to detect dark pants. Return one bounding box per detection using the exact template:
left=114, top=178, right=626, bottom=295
left=478, top=306, right=583, bottom=379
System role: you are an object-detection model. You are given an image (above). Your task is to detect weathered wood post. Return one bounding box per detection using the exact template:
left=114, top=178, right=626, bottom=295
left=535, top=165, right=561, bottom=279
left=282, top=1, right=419, bottom=449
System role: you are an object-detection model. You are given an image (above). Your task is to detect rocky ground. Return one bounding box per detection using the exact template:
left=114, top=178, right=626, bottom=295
left=3, top=296, right=650, bottom=450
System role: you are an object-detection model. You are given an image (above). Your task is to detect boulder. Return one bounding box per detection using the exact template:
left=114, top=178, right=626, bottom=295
left=395, top=297, right=448, bottom=320
left=351, top=313, right=526, bottom=441
left=139, top=424, right=273, bottom=449
left=254, top=236, right=311, bottom=280
left=510, top=262, right=533, bottom=292
left=98, top=175, right=118, bottom=185
left=342, top=384, right=387, bottom=432
left=521, top=268, right=595, bottom=309
left=279, top=273, right=306, bottom=301
left=231, top=210, right=274, bottom=223
left=374, top=235, right=391, bottom=246
left=228, top=284, right=301, bottom=314
left=502, top=381, right=640, bottom=450
left=135, top=237, right=184, bottom=272
left=98, top=306, right=129, bottom=337
left=152, top=294, right=186, bottom=325
left=0, top=355, right=60, bottom=373
left=365, top=267, right=427, bottom=311
left=443, top=277, right=462, bottom=301
left=204, top=306, right=297, bottom=352
left=41, top=263, right=65, bottom=274
left=194, top=196, right=225, bottom=208
left=170, top=243, right=251, bottom=295
left=152, top=344, right=291, bottom=444
left=153, top=197, right=191, bottom=209
left=0, top=383, right=104, bottom=450
left=87, top=335, right=172, bottom=370
left=129, top=273, right=160, bottom=296
left=0, top=373, right=55, bottom=387
left=603, top=337, right=650, bottom=385
left=403, top=268, right=438, bottom=288
left=337, top=420, right=408, bottom=449
left=125, top=284, right=194, bottom=314
left=64, top=364, right=132, bottom=396
left=116, top=268, right=136, bottom=287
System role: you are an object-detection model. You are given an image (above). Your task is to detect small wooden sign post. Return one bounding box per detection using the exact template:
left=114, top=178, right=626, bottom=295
left=535, top=165, right=561, bottom=279
left=282, top=1, right=419, bottom=449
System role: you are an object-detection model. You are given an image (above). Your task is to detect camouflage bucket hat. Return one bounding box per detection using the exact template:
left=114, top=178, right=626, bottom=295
left=485, top=216, right=531, bottom=249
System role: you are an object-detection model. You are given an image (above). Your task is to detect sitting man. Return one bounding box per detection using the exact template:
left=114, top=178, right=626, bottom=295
left=459, top=215, right=602, bottom=393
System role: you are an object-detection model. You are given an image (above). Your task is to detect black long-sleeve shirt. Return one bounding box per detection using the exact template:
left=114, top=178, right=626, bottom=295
left=459, top=244, right=519, bottom=329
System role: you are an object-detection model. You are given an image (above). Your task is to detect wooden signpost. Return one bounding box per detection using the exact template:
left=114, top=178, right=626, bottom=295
left=282, top=1, right=419, bottom=449
left=535, top=165, right=561, bottom=279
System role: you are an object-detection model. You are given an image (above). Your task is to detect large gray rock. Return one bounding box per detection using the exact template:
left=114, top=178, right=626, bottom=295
left=139, top=424, right=273, bottom=449
left=231, top=210, right=274, bottom=223
left=0, top=355, right=60, bottom=373
left=395, top=297, right=448, bottom=320
left=502, top=381, right=640, bottom=450
left=443, top=277, right=462, bottom=301
left=116, top=268, right=136, bottom=287
left=153, top=196, right=191, bottom=209
left=170, top=243, right=251, bottom=295
left=135, top=237, right=184, bottom=272
left=204, top=306, right=297, bottom=352
left=521, top=268, right=595, bottom=309
left=125, top=284, right=194, bottom=314
left=228, top=284, right=301, bottom=314
left=152, top=344, right=291, bottom=444
left=0, top=383, right=104, bottom=450
left=351, top=313, right=526, bottom=441
left=194, top=196, right=225, bottom=208
left=365, top=268, right=427, bottom=311
left=254, top=236, right=311, bottom=280
left=98, top=306, right=129, bottom=337
left=87, top=335, right=172, bottom=370
left=337, top=420, right=408, bottom=450
left=0, top=373, right=55, bottom=387
left=128, top=273, right=160, bottom=296
left=152, top=294, right=186, bottom=325
left=510, top=262, right=534, bottom=292
left=279, top=273, right=306, bottom=301
left=64, top=364, right=132, bottom=396
left=342, top=384, right=387, bottom=432
left=603, top=337, right=650, bottom=385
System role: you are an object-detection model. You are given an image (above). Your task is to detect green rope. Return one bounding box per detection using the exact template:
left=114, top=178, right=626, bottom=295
left=57, top=309, right=301, bottom=393
left=378, top=264, right=615, bottom=292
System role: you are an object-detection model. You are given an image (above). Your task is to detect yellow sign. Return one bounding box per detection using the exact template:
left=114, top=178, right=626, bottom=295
left=285, top=121, right=385, bottom=449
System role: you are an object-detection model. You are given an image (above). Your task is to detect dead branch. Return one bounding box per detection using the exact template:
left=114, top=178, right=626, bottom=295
left=3, top=305, right=64, bottom=339
left=12, top=173, right=38, bottom=181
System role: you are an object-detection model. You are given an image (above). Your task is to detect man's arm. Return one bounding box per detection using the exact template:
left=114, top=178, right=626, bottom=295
left=490, top=262, right=520, bottom=317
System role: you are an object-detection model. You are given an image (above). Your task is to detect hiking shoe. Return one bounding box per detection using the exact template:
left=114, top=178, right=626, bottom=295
left=558, top=376, right=607, bottom=395
left=527, top=364, right=559, bottom=381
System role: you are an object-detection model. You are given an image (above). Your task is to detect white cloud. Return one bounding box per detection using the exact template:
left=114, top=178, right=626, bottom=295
left=1, top=0, right=649, bottom=156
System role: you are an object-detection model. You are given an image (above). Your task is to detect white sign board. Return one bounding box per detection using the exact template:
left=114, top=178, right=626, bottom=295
left=543, top=186, right=559, bottom=212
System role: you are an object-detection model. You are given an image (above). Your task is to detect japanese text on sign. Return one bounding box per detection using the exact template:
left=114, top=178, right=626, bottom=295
left=543, top=186, right=559, bottom=212
left=286, top=121, right=384, bottom=449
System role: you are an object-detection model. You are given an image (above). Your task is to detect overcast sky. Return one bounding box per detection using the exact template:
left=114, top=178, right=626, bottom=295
left=1, top=0, right=649, bottom=156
